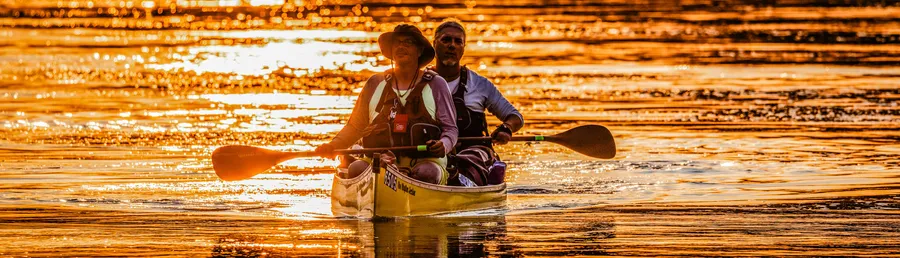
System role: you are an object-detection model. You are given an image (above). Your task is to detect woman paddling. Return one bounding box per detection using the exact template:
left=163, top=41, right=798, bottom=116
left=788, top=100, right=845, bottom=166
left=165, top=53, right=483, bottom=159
left=315, top=24, right=458, bottom=185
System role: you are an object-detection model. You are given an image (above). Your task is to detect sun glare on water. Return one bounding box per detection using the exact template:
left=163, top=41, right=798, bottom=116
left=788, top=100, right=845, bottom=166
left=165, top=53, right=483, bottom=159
left=146, top=39, right=385, bottom=76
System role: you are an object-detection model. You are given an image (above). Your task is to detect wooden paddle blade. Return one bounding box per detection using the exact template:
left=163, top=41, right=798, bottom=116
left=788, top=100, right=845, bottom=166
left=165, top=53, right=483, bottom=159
left=548, top=125, right=616, bottom=159
left=211, top=145, right=300, bottom=181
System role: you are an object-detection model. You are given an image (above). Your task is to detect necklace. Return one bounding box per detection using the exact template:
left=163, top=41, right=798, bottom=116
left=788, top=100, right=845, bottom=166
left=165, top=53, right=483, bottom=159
left=393, top=69, right=419, bottom=99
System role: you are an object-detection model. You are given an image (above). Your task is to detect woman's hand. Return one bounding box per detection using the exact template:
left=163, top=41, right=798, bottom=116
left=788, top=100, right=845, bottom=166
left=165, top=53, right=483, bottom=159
left=426, top=140, right=446, bottom=157
left=314, top=143, right=334, bottom=158
left=379, top=151, right=396, bottom=167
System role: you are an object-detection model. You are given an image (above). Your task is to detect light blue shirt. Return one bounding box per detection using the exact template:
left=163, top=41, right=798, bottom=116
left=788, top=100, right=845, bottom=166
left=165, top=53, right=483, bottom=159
left=447, top=69, right=524, bottom=131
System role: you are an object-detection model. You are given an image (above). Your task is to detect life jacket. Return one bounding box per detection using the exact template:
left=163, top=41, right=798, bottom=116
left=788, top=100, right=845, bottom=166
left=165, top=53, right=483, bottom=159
left=452, top=66, right=491, bottom=150
left=362, top=69, right=442, bottom=158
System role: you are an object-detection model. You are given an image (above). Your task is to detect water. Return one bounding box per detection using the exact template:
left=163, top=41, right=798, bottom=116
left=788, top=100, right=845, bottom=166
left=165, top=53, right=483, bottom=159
left=2, top=0, right=900, bottom=256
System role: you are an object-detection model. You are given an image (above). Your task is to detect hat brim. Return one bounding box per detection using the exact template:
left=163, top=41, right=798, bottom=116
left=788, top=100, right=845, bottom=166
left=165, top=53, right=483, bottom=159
left=378, top=31, right=435, bottom=68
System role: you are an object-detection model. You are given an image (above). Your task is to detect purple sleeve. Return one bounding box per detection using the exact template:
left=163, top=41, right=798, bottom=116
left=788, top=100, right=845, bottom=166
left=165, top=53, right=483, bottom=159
left=329, top=75, right=382, bottom=149
left=429, top=76, right=458, bottom=154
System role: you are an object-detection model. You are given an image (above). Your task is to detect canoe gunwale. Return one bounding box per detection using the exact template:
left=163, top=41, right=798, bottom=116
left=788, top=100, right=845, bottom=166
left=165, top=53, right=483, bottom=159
left=334, top=165, right=373, bottom=186
left=335, top=165, right=506, bottom=193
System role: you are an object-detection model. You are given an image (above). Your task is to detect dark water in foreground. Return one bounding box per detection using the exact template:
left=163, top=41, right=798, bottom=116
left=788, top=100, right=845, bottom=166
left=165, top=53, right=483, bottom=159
left=2, top=0, right=900, bottom=256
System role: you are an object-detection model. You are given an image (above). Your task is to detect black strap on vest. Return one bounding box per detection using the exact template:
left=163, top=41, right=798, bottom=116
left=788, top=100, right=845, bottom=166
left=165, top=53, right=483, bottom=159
left=375, top=71, right=435, bottom=117
left=370, top=71, right=436, bottom=147
left=452, top=66, right=491, bottom=149
left=451, top=67, right=469, bottom=129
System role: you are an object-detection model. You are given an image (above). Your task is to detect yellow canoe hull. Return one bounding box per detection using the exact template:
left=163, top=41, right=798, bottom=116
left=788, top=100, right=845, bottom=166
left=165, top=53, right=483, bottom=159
left=331, top=164, right=506, bottom=218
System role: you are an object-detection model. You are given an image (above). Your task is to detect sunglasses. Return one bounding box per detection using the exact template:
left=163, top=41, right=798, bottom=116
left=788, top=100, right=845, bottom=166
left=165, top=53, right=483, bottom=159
left=395, top=38, right=419, bottom=47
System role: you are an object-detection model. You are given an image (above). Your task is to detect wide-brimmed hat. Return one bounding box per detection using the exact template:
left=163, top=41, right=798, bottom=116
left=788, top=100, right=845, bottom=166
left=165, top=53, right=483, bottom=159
left=378, top=24, right=435, bottom=68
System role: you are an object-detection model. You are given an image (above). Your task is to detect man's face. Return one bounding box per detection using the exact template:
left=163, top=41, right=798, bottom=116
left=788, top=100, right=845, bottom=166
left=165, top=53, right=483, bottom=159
left=391, top=35, right=422, bottom=65
left=434, top=27, right=465, bottom=66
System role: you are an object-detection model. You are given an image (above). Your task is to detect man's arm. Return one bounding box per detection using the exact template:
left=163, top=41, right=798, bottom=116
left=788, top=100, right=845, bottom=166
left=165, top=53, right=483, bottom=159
left=483, top=79, right=524, bottom=132
left=502, top=114, right=523, bottom=133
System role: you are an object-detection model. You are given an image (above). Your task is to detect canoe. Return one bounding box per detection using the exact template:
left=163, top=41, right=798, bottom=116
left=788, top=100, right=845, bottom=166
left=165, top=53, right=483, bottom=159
left=331, top=163, right=507, bottom=218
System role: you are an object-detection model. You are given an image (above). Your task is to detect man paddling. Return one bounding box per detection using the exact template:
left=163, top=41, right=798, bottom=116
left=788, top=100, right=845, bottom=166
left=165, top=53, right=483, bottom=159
left=430, top=20, right=524, bottom=186
left=315, top=24, right=457, bottom=185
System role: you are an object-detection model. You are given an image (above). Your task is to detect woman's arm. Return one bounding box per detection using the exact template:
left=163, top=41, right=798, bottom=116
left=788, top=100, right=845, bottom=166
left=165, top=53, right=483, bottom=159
left=429, top=76, right=458, bottom=154
left=327, top=75, right=382, bottom=149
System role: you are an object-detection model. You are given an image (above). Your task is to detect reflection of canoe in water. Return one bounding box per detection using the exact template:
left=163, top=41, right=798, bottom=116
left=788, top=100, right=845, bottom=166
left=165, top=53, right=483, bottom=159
left=209, top=214, right=510, bottom=257
left=365, top=215, right=507, bottom=257
left=331, top=163, right=507, bottom=218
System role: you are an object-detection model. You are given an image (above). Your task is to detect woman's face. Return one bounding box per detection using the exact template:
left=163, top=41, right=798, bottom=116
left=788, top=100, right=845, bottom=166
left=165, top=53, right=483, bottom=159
left=391, top=35, right=422, bottom=65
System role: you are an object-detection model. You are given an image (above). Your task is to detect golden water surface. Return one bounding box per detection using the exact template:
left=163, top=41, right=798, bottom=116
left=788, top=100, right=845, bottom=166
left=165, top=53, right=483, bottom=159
left=1, top=0, right=900, bottom=256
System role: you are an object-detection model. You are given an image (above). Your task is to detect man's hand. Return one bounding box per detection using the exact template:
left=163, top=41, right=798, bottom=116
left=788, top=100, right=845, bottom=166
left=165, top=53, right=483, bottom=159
left=491, top=123, right=513, bottom=145
left=492, top=131, right=511, bottom=145
left=314, top=143, right=335, bottom=158
left=426, top=140, right=446, bottom=157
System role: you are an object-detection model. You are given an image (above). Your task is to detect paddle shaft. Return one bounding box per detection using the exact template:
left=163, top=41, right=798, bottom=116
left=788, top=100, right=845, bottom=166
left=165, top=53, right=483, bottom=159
left=280, top=145, right=426, bottom=159
left=459, top=135, right=555, bottom=142
left=270, top=136, right=552, bottom=161
left=283, top=134, right=573, bottom=158
left=308, top=136, right=550, bottom=157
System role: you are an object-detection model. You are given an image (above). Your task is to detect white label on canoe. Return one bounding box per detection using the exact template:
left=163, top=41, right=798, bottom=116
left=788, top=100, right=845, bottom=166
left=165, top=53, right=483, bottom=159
left=384, top=165, right=398, bottom=191
left=458, top=174, right=476, bottom=187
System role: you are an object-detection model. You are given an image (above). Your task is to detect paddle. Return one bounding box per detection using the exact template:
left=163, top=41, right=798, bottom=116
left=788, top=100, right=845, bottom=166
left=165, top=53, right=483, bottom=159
left=211, top=145, right=427, bottom=181
left=211, top=124, right=616, bottom=181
